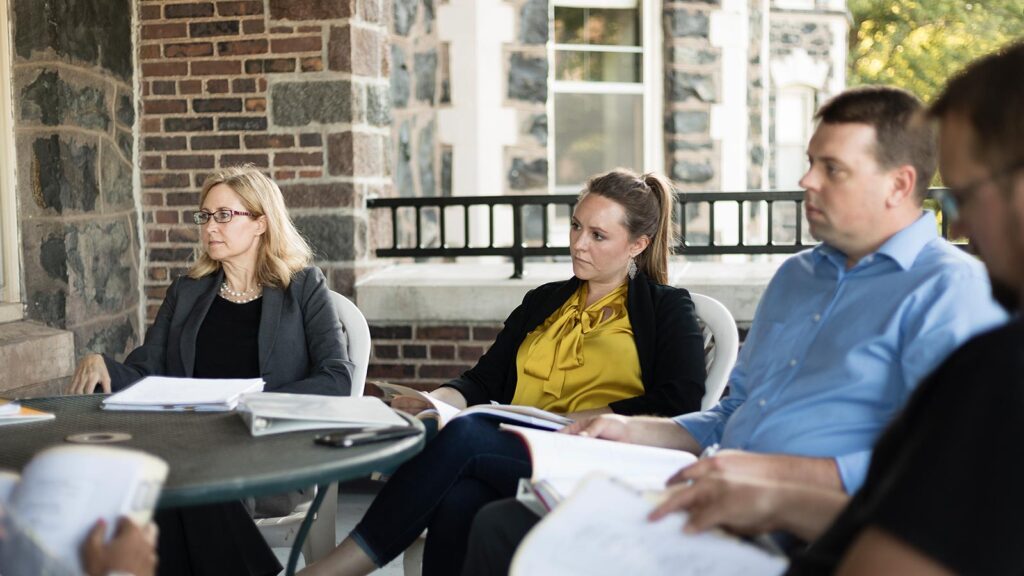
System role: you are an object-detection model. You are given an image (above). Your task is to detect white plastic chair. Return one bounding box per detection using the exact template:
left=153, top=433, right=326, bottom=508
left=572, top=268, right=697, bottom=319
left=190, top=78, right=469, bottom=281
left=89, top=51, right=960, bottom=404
left=256, top=290, right=371, bottom=564
left=402, top=292, right=740, bottom=575
left=690, top=293, right=739, bottom=410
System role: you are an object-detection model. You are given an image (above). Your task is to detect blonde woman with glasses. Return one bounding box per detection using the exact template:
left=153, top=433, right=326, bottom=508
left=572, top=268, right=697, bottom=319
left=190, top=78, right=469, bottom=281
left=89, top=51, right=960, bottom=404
left=67, top=165, right=353, bottom=576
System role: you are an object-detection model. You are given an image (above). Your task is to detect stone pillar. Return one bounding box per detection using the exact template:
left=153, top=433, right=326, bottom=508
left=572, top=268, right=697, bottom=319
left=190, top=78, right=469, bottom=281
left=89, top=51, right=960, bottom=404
left=664, top=2, right=719, bottom=191
left=10, top=0, right=142, bottom=369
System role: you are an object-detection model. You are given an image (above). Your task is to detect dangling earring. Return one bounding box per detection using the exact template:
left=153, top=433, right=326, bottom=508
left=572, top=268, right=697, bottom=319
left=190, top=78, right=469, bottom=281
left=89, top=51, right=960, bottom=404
left=627, top=256, right=638, bottom=280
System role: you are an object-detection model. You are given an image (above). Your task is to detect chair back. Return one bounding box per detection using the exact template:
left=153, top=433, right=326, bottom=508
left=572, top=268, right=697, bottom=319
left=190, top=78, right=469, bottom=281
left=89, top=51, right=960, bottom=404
left=330, top=291, right=370, bottom=398
left=690, top=293, right=739, bottom=410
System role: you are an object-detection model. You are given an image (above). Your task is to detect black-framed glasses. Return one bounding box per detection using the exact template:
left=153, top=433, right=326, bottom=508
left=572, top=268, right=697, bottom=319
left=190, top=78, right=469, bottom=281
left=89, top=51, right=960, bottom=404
left=934, top=161, right=1024, bottom=223
left=192, top=209, right=254, bottom=225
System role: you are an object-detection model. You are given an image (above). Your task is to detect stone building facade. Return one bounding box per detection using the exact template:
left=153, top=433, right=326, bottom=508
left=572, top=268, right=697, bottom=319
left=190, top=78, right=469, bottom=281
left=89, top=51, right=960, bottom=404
left=0, top=0, right=845, bottom=394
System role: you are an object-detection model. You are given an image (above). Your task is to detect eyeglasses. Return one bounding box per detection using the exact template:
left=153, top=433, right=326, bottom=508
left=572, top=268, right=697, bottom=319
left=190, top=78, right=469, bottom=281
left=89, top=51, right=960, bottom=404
left=192, top=209, right=254, bottom=225
left=933, top=162, right=1024, bottom=222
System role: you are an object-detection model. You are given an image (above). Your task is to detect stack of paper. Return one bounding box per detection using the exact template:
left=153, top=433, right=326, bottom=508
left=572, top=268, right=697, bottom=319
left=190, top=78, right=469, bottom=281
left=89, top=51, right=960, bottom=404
left=237, top=392, right=409, bottom=436
left=0, top=399, right=55, bottom=426
left=101, top=376, right=264, bottom=412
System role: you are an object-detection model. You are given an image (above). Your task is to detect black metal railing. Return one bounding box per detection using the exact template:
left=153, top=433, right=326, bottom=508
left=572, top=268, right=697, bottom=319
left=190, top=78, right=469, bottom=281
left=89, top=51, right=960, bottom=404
left=368, top=189, right=954, bottom=278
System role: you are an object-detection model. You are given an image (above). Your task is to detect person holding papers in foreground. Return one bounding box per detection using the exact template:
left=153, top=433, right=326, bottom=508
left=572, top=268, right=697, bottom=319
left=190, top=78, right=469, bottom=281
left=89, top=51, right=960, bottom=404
left=461, top=85, right=1008, bottom=575
left=301, top=169, right=708, bottom=576
left=66, top=165, right=353, bottom=576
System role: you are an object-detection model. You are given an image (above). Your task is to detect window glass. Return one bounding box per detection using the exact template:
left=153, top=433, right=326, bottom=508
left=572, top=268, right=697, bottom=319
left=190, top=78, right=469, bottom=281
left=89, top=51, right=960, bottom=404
left=554, top=92, right=643, bottom=187
left=552, top=3, right=646, bottom=191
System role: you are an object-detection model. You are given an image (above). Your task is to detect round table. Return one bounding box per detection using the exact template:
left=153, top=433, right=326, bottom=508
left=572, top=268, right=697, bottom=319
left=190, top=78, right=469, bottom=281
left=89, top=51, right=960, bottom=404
left=0, top=394, right=425, bottom=574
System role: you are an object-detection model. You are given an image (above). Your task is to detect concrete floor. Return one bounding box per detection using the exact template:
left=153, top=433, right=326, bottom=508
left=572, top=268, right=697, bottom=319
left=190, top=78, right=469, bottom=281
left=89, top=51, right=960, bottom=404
left=272, top=479, right=405, bottom=576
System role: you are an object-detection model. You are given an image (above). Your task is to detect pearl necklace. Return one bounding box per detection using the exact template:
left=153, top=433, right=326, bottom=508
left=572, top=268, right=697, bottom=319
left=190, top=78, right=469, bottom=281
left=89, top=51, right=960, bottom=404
left=220, top=282, right=262, bottom=304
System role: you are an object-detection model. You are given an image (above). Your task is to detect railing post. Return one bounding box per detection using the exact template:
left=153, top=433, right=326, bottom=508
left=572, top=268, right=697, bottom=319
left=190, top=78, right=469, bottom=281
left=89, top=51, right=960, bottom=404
left=511, top=202, right=525, bottom=279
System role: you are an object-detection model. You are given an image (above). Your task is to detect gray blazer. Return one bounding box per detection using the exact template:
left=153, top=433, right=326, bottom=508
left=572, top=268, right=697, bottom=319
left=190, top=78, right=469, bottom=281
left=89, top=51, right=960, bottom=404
left=104, top=266, right=353, bottom=395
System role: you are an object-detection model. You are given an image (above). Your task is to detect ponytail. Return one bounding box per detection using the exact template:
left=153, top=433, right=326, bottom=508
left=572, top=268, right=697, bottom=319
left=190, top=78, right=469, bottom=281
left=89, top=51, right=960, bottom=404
left=639, top=173, right=675, bottom=284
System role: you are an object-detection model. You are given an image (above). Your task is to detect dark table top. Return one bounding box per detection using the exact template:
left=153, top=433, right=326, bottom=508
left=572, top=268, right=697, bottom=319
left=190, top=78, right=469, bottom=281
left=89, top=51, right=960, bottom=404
left=0, top=395, right=424, bottom=508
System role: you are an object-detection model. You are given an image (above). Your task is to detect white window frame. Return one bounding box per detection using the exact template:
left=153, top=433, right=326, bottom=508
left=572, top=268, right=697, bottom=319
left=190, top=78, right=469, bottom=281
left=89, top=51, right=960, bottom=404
left=0, top=1, right=22, bottom=323
left=548, top=0, right=663, bottom=194
left=774, top=84, right=816, bottom=190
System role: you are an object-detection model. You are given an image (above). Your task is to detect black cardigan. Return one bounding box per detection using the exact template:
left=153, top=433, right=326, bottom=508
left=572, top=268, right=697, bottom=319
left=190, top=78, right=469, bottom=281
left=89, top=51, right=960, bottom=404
left=442, top=271, right=706, bottom=417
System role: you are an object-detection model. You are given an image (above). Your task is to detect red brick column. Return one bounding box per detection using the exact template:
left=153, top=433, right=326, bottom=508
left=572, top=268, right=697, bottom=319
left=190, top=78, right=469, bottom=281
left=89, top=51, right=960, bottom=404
left=139, top=0, right=391, bottom=319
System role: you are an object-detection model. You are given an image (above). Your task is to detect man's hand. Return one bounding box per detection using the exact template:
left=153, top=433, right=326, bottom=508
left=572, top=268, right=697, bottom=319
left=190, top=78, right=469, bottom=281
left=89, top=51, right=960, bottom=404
left=668, top=450, right=843, bottom=492
left=81, top=517, right=158, bottom=576
left=67, top=354, right=112, bottom=395
left=560, top=414, right=633, bottom=442
left=650, top=469, right=849, bottom=542
left=650, top=472, right=782, bottom=536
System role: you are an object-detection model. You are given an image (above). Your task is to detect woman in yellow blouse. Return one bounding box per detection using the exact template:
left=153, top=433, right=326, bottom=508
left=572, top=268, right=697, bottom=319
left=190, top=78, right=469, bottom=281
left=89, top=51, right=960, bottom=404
left=302, top=169, right=706, bottom=576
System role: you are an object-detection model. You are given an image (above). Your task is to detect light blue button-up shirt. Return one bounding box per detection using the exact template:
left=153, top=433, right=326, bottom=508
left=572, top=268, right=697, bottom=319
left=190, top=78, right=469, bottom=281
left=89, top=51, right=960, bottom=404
left=675, top=211, right=1007, bottom=492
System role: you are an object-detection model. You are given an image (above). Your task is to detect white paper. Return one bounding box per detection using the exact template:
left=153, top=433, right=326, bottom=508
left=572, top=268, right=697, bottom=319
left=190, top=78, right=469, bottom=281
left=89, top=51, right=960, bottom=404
left=8, top=446, right=168, bottom=572
left=502, top=424, right=697, bottom=498
left=102, top=376, right=264, bottom=410
left=511, top=475, right=789, bottom=576
left=0, top=470, right=19, bottom=505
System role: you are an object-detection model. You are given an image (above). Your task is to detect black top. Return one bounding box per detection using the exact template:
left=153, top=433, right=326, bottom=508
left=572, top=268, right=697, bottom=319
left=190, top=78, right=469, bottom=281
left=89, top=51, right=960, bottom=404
left=788, top=318, right=1024, bottom=575
left=441, top=271, right=707, bottom=417
left=194, top=294, right=262, bottom=379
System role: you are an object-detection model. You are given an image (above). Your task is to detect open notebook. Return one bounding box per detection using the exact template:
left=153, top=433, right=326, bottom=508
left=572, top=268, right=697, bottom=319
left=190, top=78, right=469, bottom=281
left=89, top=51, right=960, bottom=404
left=511, top=475, right=788, bottom=576
left=0, top=445, right=168, bottom=572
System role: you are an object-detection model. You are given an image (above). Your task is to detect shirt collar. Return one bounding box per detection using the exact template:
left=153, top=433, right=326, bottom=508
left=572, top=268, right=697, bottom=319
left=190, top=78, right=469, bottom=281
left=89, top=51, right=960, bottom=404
left=812, top=211, right=939, bottom=271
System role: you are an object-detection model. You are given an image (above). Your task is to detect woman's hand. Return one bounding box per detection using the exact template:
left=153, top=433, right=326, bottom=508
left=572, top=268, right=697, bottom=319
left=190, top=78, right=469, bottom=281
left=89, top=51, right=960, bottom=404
left=68, top=354, right=112, bottom=395
left=390, top=395, right=433, bottom=415
left=81, top=517, right=158, bottom=576
left=389, top=386, right=468, bottom=415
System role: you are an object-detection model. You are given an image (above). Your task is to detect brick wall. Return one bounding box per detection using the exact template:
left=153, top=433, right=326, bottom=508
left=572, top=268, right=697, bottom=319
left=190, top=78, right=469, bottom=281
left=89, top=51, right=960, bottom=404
left=366, top=322, right=502, bottom=391
left=363, top=319, right=750, bottom=396
left=138, top=0, right=392, bottom=321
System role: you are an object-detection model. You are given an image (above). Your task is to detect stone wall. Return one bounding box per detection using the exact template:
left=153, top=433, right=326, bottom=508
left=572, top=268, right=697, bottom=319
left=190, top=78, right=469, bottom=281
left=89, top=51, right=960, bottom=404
left=138, top=0, right=392, bottom=317
left=390, top=0, right=446, bottom=201
left=664, top=1, right=720, bottom=190
left=11, top=0, right=142, bottom=360
left=504, top=0, right=548, bottom=194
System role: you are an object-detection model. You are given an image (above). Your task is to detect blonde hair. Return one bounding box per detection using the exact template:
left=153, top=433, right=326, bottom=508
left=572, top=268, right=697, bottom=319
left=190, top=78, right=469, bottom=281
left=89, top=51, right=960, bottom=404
left=581, top=169, right=676, bottom=284
left=188, top=166, right=312, bottom=289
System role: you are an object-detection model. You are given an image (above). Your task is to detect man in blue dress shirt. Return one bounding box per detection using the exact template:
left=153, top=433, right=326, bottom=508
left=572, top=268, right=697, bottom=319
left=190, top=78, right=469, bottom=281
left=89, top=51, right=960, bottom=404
left=565, top=85, right=1006, bottom=495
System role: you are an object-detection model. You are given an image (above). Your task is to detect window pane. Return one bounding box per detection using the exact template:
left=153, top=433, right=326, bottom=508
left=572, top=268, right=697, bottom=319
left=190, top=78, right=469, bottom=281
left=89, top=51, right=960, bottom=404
left=554, top=7, right=639, bottom=46
left=554, top=92, right=643, bottom=187
left=555, top=50, right=641, bottom=82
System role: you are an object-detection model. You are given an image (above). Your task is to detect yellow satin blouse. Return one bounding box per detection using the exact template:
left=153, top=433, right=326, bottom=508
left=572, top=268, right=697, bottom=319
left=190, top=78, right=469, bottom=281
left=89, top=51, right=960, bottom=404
left=511, top=282, right=643, bottom=413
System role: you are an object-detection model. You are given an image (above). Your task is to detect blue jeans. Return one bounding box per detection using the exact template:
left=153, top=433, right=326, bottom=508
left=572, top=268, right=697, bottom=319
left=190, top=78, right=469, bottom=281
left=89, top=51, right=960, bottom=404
left=350, top=415, right=531, bottom=576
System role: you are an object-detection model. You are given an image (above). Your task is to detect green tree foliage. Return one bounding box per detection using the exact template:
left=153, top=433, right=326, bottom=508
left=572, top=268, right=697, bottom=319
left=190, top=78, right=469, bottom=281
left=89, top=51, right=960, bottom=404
left=848, top=1, right=1024, bottom=103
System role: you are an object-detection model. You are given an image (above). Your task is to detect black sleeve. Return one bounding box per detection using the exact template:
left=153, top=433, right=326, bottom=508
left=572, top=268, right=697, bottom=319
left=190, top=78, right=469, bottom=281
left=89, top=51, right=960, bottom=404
left=609, top=288, right=706, bottom=417
left=440, top=289, right=535, bottom=406
left=102, top=277, right=182, bottom=390
left=864, top=340, right=1024, bottom=575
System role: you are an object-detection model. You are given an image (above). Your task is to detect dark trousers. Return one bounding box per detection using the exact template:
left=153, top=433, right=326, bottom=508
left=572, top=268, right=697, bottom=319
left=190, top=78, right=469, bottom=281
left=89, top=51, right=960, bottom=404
left=462, top=498, right=540, bottom=576
left=351, top=415, right=531, bottom=576
left=155, top=501, right=281, bottom=576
